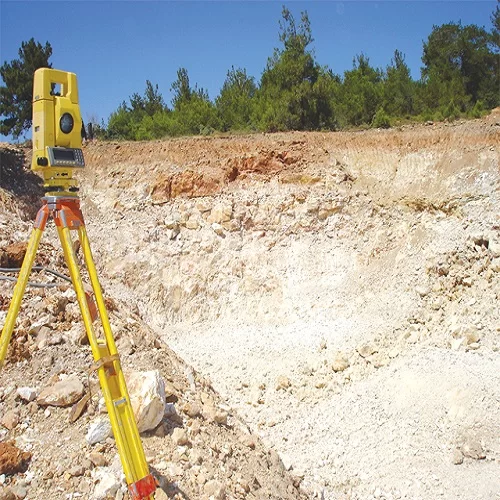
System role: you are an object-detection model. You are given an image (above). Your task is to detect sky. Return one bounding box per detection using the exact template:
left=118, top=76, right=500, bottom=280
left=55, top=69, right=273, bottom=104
left=0, top=0, right=497, bottom=138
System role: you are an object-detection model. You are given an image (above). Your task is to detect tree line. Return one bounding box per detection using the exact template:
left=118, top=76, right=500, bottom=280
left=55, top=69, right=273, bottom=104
left=1, top=4, right=499, bottom=140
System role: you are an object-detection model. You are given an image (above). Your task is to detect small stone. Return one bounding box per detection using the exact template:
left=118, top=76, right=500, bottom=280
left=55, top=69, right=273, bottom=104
left=68, top=465, right=85, bottom=477
left=491, top=258, right=500, bottom=272
left=357, top=343, right=377, bottom=358
left=238, top=434, right=256, bottom=449
left=463, top=326, right=481, bottom=345
left=203, top=405, right=228, bottom=425
left=1, top=410, right=20, bottom=430
left=195, top=200, right=212, bottom=213
left=189, top=449, right=203, bottom=465
left=416, top=285, right=431, bottom=297
left=489, top=240, right=500, bottom=257
left=369, top=352, right=390, bottom=368
left=203, top=479, right=225, bottom=499
left=37, top=375, right=84, bottom=407
left=452, top=449, right=464, bottom=465
left=92, top=467, right=121, bottom=499
left=86, top=417, right=113, bottom=445
left=185, top=217, right=199, bottom=230
left=171, top=428, right=189, bottom=446
left=275, top=376, right=291, bottom=391
left=388, top=347, right=400, bottom=359
left=462, top=276, right=473, bottom=287
left=164, top=219, right=179, bottom=230
left=9, top=484, right=27, bottom=499
left=450, top=337, right=464, bottom=350
left=213, top=410, right=228, bottom=425
left=331, top=352, right=349, bottom=372
left=208, top=204, right=232, bottom=224
left=211, top=222, right=225, bottom=236
left=182, top=402, right=201, bottom=418
left=462, top=438, right=486, bottom=460
left=154, top=424, right=166, bottom=437
left=189, top=420, right=202, bottom=436
left=281, top=453, right=293, bottom=471
left=16, top=387, right=37, bottom=403
left=89, top=452, right=108, bottom=467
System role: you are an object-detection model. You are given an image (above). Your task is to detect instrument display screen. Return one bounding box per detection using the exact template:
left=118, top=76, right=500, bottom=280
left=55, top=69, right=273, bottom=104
left=47, top=147, right=85, bottom=167
left=53, top=149, right=76, bottom=161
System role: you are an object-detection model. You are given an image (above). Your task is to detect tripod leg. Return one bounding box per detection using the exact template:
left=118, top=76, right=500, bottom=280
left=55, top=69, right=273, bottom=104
left=58, top=224, right=154, bottom=499
left=0, top=206, right=49, bottom=367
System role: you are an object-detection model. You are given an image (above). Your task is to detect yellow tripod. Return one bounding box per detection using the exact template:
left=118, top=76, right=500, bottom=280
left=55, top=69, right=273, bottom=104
left=0, top=196, right=156, bottom=499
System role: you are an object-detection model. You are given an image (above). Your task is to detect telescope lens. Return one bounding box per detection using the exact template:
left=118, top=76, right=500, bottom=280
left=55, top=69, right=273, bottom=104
left=60, top=113, right=74, bottom=134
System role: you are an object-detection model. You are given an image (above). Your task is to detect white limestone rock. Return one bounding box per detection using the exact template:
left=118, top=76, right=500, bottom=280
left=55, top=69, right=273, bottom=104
left=92, top=467, right=122, bottom=499
left=86, top=417, right=112, bottom=445
left=17, top=387, right=38, bottom=402
left=127, top=370, right=166, bottom=433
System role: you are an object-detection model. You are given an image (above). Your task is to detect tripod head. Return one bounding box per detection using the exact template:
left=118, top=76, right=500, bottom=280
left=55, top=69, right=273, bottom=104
left=32, top=68, right=85, bottom=196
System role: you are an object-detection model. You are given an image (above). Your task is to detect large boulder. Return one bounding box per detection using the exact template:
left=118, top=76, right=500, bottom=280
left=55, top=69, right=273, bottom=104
left=127, top=370, right=166, bottom=433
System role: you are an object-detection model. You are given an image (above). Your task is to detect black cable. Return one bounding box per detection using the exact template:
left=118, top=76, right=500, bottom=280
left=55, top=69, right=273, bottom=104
left=0, top=266, right=72, bottom=289
left=0, top=275, right=60, bottom=288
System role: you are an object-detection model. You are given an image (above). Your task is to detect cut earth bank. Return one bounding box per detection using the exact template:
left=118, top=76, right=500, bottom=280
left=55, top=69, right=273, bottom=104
left=82, top=113, right=500, bottom=499
left=1, top=110, right=499, bottom=499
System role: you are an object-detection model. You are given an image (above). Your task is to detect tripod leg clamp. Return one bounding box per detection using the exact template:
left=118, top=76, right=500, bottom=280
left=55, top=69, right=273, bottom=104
left=89, top=353, right=120, bottom=375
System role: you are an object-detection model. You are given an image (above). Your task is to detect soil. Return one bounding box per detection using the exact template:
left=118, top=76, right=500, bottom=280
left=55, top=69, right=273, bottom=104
left=0, top=110, right=499, bottom=499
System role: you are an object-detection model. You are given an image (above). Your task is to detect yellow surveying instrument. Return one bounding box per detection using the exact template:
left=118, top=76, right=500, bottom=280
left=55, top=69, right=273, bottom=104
left=0, top=69, right=156, bottom=499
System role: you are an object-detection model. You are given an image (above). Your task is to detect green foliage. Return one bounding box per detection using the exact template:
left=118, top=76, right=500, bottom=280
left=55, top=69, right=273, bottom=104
left=99, top=3, right=500, bottom=140
left=383, top=50, right=415, bottom=117
left=170, top=68, right=219, bottom=135
left=216, top=67, right=257, bottom=131
left=338, top=54, right=383, bottom=127
left=421, top=22, right=498, bottom=112
left=255, top=7, right=337, bottom=131
left=0, top=38, right=52, bottom=138
left=107, top=80, right=167, bottom=140
left=442, top=99, right=461, bottom=121
left=492, top=1, right=500, bottom=50
left=372, top=108, right=391, bottom=128
left=469, top=100, right=485, bottom=118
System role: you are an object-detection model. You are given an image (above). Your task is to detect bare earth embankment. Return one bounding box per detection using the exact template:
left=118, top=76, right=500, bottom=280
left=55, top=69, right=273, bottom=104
left=1, top=111, right=499, bottom=499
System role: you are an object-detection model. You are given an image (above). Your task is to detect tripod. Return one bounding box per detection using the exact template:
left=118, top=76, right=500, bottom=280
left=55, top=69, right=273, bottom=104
left=0, top=195, right=156, bottom=499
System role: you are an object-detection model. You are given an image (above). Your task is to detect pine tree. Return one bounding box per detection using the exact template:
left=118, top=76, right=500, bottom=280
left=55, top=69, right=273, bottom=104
left=0, top=39, right=53, bottom=138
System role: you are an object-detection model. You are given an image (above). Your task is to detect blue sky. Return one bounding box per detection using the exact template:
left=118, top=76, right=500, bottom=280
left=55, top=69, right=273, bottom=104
left=0, top=1, right=497, bottom=136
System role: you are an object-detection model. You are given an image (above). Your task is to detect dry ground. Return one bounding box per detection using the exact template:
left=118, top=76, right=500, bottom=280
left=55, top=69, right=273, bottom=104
left=1, top=110, right=499, bottom=499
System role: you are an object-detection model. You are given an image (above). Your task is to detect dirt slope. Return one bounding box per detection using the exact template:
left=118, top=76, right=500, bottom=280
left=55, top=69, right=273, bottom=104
left=1, top=110, right=500, bottom=499
left=0, top=149, right=304, bottom=499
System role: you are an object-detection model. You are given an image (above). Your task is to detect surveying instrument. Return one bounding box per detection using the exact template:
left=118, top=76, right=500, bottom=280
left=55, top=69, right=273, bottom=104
left=0, top=69, right=156, bottom=499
